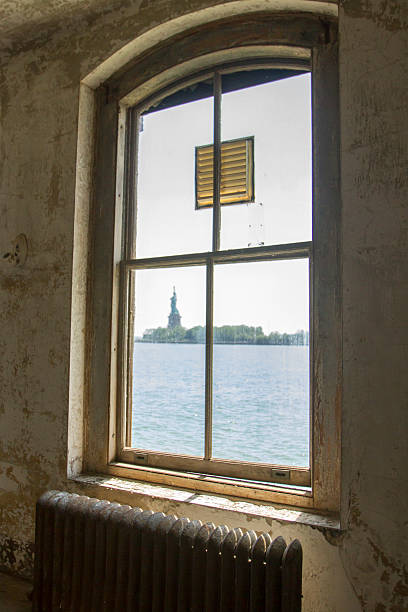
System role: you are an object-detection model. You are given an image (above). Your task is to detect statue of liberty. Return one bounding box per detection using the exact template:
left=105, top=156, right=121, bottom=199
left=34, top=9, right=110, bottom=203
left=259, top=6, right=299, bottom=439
left=168, top=286, right=181, bottom=328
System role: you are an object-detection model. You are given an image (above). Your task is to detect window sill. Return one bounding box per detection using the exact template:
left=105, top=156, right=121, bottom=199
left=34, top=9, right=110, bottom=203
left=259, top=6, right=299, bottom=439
left=70, top=473, right=340, bottom=532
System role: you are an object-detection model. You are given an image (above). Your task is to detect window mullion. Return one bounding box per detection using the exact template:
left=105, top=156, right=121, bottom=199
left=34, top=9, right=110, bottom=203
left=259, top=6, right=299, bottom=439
left=212, top=71, right=222, bottom=252
left=204, top=256, right=214, bottom=460
left=204, top=72, right=221, bottom=461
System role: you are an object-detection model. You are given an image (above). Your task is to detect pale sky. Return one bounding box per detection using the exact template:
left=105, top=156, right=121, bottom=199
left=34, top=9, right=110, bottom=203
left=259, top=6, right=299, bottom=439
left=133, top=73, right=311, bottom=336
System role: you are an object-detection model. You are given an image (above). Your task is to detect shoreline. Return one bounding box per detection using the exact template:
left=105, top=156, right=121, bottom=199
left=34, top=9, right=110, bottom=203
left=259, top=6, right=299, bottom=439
left=134, top=340, right=309, bottom=346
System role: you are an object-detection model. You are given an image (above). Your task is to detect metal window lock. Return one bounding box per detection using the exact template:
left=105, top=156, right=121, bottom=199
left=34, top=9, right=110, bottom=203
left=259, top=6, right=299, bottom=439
left=272, top=469, right=290, bottom=479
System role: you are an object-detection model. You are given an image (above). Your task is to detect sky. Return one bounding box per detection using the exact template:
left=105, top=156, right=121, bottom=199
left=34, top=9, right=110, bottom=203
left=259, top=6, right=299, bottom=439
left=133, top=72, right=311, bottom=336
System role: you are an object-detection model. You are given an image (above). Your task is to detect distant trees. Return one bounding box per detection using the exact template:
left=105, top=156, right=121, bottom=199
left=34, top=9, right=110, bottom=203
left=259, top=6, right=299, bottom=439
left=138, top=325, right=309, bottom=346
left=184, top=326, right=206, bottom=343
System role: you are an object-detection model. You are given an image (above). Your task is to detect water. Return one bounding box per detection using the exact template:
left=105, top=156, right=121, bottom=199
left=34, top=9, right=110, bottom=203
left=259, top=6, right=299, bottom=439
left=131, top=343, right=309, bottom=467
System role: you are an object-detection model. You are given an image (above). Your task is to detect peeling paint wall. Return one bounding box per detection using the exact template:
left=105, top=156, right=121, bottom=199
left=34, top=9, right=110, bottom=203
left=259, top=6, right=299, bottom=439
left=0, top=0, right=407, bottom=610
left=339, top=0, right=408, bottom=609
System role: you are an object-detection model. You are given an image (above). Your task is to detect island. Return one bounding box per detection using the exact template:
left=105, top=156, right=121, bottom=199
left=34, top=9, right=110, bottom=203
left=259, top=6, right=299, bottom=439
left=136, top=287, right=309, bottom=346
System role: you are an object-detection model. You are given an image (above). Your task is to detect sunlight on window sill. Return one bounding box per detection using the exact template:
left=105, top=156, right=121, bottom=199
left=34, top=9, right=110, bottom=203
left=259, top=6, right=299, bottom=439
left=70, top=473, right=340, bottom=531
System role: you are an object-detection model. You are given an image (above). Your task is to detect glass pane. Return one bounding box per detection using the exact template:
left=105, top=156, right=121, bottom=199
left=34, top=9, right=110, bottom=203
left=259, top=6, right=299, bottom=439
left=135, top=85, right=213, bottom=258
left=212, top=259, right=310, bottom=467
left=220, top=71, right=311, bottom=250
left=130, top=266, right=206, bottom=455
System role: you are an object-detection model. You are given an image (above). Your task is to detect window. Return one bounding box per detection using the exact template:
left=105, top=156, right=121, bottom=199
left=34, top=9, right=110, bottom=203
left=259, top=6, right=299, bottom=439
left=87, top=13, right=341, bottom=513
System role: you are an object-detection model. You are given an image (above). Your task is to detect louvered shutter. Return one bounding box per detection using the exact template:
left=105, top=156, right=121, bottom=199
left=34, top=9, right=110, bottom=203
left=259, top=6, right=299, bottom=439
left=195, top=137, right=254, bottom=208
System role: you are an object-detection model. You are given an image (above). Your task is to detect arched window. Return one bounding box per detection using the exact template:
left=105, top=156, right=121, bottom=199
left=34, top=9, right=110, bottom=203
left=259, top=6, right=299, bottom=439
left=87, top=12, right=341, bottom=513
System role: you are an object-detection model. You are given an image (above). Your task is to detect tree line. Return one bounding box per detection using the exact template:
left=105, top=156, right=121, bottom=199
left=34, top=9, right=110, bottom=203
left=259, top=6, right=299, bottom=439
left=137, top=325, right=309, bottom=346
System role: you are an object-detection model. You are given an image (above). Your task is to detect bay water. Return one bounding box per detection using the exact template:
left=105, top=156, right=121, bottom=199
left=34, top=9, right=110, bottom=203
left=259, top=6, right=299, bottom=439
left=132, top=343, right=309, bottom=467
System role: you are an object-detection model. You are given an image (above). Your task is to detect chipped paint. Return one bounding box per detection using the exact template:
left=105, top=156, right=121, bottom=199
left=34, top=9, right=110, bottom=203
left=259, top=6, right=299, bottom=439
left=0, top=536, right=34, bottom=580
left=340, top=0, right=407, bottom=31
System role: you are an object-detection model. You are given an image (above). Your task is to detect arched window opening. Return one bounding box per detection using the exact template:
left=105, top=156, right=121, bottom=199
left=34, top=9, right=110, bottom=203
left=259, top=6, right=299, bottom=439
left=87, top=13, right=341, bottom=512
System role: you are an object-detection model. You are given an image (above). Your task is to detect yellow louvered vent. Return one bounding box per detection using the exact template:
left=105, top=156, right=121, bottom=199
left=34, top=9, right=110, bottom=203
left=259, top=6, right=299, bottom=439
left=195, top=137, right=254, bottom=209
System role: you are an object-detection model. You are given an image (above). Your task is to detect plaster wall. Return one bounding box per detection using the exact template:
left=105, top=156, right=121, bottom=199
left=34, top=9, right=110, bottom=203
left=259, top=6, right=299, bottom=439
left=0, top=0, right=407, bottom=610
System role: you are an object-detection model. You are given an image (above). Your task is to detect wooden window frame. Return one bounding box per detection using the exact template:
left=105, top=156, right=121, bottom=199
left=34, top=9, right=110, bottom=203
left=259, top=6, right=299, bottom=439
left=85, top=13, right=341, bottom=515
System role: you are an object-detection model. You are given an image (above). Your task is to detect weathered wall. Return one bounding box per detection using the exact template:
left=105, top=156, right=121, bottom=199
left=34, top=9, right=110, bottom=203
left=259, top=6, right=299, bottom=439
left=339, top=0, right=408, bottom=609
left=0, top=0, right=407, bottom=609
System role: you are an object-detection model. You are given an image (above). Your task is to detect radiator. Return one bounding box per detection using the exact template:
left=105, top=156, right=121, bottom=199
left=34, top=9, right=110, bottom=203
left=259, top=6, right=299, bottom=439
left=32, top=490, right=302, bottom=612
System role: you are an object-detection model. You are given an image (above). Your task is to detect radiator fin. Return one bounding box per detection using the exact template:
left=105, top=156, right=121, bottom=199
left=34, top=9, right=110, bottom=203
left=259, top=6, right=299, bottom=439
left=33, top=491, right=302, bottom=612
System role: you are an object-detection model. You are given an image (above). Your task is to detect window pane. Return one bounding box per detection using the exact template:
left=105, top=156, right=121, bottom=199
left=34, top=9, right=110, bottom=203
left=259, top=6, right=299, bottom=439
left=220, top=72, right=311, bottom=250
left=130, top=266, right=206, bottom=455
left=135, top=90, right=213, bottom=258
left=212, top=259, right=310, bottom=467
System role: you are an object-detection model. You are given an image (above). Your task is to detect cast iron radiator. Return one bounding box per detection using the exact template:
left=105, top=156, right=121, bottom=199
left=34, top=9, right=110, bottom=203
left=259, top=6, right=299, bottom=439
left=32, top=490, right=302, bottom=612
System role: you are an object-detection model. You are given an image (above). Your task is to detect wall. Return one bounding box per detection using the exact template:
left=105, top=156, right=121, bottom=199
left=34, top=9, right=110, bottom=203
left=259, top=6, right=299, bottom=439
left=0, top=0, right=407, bottom=609
left=339, top=0, right=408, bottom=608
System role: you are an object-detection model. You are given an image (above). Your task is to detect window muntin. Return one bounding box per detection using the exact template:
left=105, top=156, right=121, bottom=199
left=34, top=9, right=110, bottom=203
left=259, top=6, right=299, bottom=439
left=122, top=65, right=312, bottom=489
